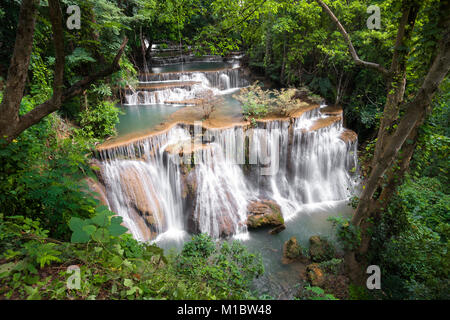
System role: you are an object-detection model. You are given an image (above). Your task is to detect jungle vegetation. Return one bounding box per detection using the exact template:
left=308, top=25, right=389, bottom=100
left=0, top=0, right=448, bottom=300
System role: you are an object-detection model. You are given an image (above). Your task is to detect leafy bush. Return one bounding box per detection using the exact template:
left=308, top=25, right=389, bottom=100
left=370, top=176, right=450, bottom=299
left=78, top=100, right=122, bottom=139
left=233, top=82, right=300, bottom=121
left=176, top=234, right=264, bottom=299
left=0, top=216, right=263, bottom=300
left=328, top=216, right=361, bottom=251
left=297, top=286, right=338, bottom=300
left=0, top=111, right=100, bottom=240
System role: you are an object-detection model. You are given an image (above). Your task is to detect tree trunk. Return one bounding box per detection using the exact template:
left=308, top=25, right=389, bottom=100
left=314, top=0, right=450, bottom=284
left=0, top=0, right=39, bottom=139
left=0, top=0, right=128, bottom=144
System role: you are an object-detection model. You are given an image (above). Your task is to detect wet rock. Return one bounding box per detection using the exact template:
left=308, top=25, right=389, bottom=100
left=306, top=263, right=325, bottom=286
left=85, top=177, right=109, bottom=207
left=246, top=200, right=284, bottom=229
left=309, top=235, right=335, bottom=262
left=269, top=224, right=286, bottom=235
left=119, top=167, right=165, bottom=237
left=283, top=237, right=304, bottom=261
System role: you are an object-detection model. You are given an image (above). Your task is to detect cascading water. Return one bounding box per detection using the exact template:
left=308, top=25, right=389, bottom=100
left=97, top=104, right=359, bottom=242
left=126, top=67, right=249, bottom=105
left=192, top=143, right=251, bottom=238
left=99, top=59, right=359, bottom=243
left=99, top=127, right=191, bottom=241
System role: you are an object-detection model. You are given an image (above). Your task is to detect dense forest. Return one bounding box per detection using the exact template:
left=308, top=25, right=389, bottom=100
left=0, top=0, right=448, bottom=301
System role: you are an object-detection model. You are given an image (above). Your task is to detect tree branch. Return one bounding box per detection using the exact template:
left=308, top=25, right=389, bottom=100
left=16, top=37, right=128, bottom=137
left=314, top=0, right=390, bottom=76
left=351, top=18, right=450, bottom=226
left=221, top=0, right=268, bottom=34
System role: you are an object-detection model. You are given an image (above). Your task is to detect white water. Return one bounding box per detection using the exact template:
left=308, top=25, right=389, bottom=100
left=101, top=60, right=359, bottom=242
left=100, top=127, right=191, bottom=241
left=126, top=67, right=249, bottom=105
left=98, top=107, right=358, bottom=241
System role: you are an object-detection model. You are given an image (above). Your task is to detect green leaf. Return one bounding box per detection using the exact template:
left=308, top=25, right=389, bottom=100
left=82, top=225, right=97, bottom=236
left=91, top=212, right=109, bottom=228
left=108, top=220, right=128, bottom=237
left=68, top=217, right=84, bottom=232
left=71, top=229, right=90, bottom=243
left=92, top=228, right=110, bottom=243
left=124, top=278, right=133, bottom=287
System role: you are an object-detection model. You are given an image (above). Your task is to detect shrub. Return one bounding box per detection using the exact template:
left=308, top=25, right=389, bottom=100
left=176, top=234, right=264, bottom=299
left=233, top=82, right=300, bottom=120
left=78, top=100, right=122, bottom=139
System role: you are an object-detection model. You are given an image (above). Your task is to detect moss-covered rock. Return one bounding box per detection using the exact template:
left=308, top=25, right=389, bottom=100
left=246, top=200, right=284, bottom=229
left=309, top=235, right=335, bottom=262
left=283, top=236, right=304, bottom=261
left=306, top=263, right=325, bottom=286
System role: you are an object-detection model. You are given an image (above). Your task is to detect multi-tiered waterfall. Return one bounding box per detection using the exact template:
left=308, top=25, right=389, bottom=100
left=96, top=102, right=359, bottom=242
left=124, top=66, right=249, bottom=105
left=95, top=57, right=358, bottom=242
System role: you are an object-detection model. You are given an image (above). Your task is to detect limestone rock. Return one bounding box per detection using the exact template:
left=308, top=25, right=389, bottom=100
left=269, top=224, right=286, bottom=235
left=309, top=235, right=335, bottom=262
left=246, top=200, right=284, bottom=229
left=119, top=166, right=165, bottom=238
left=85, top=177, right=109, bottom=207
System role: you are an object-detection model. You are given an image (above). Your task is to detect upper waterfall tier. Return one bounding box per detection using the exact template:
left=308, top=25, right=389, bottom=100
left=124, top=66, right=250, bottom=105
left=139, top=67, right=248, bottom=85
left=95, top=103, right=359, bottom=241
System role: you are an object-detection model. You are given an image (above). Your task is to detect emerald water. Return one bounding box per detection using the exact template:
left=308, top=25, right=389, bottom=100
left=116, top=104, right=183, bottom=137
left=151, top=61, right=232, bottom=74
left=154, top=200, right=353, bottom=299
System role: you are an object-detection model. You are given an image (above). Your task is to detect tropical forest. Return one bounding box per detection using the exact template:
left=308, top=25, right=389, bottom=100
left=0, top=0, right=448, bottom=303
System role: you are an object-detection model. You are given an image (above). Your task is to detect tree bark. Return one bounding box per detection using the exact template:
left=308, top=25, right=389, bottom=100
left=315, top=0, right=450, bottom=283
left=0, top=0, right=39, bottom=139
left=0, top=0, right=128, bottom=144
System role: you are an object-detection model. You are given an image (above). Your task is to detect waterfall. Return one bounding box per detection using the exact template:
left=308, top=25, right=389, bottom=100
left=219, top=74, right=231, bottom=90
left=99, top=127, right=191, bottom=241
left=193, top=144, right=251, bottom=238
left=126, top=67, right=249, bottom=105
left=97, top=104, right=359, bottom=241
left=103, top=59, right=359, bottom=241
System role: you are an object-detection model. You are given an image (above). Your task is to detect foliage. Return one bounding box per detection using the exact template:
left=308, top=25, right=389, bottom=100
left=233, top=82, right=299, bottom=121
left=319, top=258, right=343, bottom=276
left=0, top=111, right=101, bottom=240
left=0, top=216, right=262, bottom=300
left=176, top=234, right=264, bottom=299
left=367, top=83, right=450, bottom=300
left=78, top=100, right=122, bottom=140
left=299, top=286, right=338, bottom=300
left=328, top=216, right=361, bottom=251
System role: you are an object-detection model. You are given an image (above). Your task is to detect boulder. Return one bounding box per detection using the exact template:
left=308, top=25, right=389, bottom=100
left=306, top=263, right=325, bottom=286
left=283, top=236, right=303, bottom=261
left=309, top=235, right=335, bottom=262
left=269, top=224, right=286, bottom=235
left=246, top=200, right=284, bottom=229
